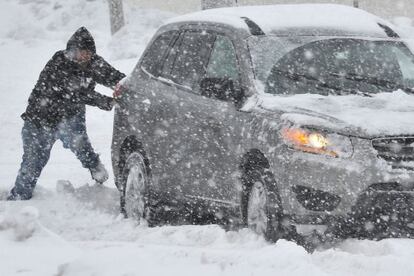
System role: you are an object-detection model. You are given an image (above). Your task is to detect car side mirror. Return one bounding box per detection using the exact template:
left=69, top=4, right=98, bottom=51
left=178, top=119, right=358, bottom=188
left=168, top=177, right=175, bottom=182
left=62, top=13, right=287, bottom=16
left=200, top=77, right=244, bottom=106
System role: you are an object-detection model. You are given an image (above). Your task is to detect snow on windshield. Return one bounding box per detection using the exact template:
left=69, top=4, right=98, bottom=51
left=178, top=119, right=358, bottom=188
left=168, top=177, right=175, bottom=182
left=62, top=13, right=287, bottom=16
left=243, top=90, right=414, bottom=136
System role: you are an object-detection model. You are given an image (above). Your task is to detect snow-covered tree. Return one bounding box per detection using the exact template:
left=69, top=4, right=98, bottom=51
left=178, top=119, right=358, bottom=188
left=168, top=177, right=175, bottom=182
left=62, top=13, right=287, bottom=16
left=108, top=0, right=125, bottom=35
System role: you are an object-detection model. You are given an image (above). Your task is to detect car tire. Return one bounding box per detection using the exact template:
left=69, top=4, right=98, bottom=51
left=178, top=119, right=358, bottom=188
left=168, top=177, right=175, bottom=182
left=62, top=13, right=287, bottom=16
left=120, top=151, right=153, bottom=225
left=241, top=167, right=283, bottom=242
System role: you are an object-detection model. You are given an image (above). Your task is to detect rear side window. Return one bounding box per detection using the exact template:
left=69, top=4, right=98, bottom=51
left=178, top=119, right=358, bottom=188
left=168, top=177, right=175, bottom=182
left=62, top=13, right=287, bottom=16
left=161, top=31, right=215, bottom=90
left=141, top=31, right=177, bottom=76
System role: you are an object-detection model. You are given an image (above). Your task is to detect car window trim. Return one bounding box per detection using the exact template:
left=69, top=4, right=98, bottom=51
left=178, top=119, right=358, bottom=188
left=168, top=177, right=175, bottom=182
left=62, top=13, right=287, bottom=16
left=159, top=31, right=185, bottom=79
left=141, top=27, right=245, bottom=104
left=141, top=48, right=244, bottom=107
left=142, top=65, right=242, bottom=104
left=179, top=27, right=243, bottom=82
left=139, top=30, right=181, bottom=78
left=178, top=28, right=244, bottom=102
left=158, top=29, right=216, bottom=92
left=141, top=65, right=193, bottom=92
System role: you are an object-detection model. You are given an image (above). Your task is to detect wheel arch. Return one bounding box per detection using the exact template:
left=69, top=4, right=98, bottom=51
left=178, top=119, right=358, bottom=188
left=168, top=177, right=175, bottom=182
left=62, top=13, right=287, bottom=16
left=239, top=148, right=284, bottom=241
left=116, top=135, right=151, bottom=190
left=239, top=148, right=270, bottom=173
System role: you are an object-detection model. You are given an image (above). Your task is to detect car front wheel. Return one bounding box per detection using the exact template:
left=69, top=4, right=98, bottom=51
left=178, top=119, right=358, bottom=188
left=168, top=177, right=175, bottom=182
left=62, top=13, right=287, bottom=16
left=242, top=168, right=283, bottom=242
left=120, top=151, right=151, bottom=224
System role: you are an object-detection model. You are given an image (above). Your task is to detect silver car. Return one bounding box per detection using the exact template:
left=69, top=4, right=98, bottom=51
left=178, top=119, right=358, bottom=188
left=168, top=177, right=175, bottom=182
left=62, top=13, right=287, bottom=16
left=112, top=4, right=414, bottom=243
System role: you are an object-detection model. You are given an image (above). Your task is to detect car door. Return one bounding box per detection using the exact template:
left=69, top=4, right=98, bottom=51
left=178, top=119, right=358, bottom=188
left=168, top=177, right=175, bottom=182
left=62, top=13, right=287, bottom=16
left=142, top=28, right=244, bottom=219
left=135, top=29, right=217, bottom=209
left=121, top=30, right=186, bottom=200
left=179, top=34, right=245, bottom=209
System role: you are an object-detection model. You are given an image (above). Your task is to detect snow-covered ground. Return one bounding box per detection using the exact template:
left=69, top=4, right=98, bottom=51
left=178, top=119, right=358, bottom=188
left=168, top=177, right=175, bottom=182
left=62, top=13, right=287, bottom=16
left=2, top=0, right=414, bottom=275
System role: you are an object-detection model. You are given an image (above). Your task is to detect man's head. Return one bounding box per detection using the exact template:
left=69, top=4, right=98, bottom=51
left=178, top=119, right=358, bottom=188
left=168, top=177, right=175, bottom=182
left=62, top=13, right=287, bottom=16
left=74, top=49, right=93, bottom=65
left=66, top=27, right=96, bottom=66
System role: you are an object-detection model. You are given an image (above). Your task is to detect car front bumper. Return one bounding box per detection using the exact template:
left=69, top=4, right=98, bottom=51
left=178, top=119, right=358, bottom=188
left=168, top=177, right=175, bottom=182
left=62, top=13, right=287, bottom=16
left=273, top=138, right=414, bottom=230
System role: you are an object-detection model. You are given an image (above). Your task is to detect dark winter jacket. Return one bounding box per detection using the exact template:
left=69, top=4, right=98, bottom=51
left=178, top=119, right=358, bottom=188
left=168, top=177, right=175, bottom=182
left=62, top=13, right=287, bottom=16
left=21, top=27, right=126, bottom=128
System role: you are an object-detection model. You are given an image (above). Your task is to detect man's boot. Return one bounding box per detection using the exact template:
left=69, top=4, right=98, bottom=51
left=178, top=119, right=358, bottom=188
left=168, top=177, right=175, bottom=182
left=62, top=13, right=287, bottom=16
left=6, top=187, right=32, bottom=201
left=90, top=162, right=109, bottom=184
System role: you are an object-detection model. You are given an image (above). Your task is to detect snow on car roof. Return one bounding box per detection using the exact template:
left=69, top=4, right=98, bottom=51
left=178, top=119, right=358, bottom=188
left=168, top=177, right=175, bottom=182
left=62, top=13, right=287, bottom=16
left=167, top=4, right=393, bottom=38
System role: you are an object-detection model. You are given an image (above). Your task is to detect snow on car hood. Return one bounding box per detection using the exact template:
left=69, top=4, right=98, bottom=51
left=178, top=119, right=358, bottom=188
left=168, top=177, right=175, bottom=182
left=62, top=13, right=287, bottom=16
left=242, top=90, right=414, bottom=137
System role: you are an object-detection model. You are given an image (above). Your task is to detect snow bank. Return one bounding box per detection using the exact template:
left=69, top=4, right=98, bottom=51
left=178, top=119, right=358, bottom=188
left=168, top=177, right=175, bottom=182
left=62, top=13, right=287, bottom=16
left=0, top=206, right=39, bottom=241
left=0, top=205, right=79, bottom=275
left=2, top=191, right=414, bottom=276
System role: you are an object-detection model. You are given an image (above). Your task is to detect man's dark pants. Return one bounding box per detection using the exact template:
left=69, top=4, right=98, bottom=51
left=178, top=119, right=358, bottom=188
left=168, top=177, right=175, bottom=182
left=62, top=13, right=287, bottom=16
left=9, top=115, right=100, bottom=200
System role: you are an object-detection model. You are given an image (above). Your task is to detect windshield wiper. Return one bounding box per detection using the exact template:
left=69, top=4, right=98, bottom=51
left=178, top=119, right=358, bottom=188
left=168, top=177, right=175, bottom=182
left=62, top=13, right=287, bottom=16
left=274, top=69, right=373, bottom=97
left=330, top=72, right=397, bottom=88
left=329, top=72, right=414, bottom=94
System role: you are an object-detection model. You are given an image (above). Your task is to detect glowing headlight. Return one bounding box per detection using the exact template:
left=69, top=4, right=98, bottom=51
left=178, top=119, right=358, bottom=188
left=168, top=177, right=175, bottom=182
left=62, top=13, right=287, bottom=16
left=281, top=128, right=353, bottom=158
left=308, top=133, right=328, bottom=149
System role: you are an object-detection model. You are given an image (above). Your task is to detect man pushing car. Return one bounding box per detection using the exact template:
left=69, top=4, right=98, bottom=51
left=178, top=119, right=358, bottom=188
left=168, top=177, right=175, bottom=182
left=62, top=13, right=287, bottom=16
left=7, top=27, right=125, bottom=200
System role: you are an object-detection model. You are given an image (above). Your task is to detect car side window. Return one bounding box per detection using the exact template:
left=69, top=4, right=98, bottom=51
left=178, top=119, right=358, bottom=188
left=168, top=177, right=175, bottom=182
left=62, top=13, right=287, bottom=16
left=141, top=31, right=177, bottom=76
left=200, top=35, right=242, bottom=103
left=161, top=31, right=215, bottom=90
left=206, top=35, right=239, bottom=81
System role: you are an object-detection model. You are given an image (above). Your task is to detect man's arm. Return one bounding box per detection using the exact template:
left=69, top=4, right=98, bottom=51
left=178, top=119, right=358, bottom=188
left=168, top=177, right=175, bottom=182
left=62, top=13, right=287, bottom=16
left=91, top=55, right=126, bottom=88
left=73, top=55, right=125, bottom=111
left=78, top=83, right=114, bottom=111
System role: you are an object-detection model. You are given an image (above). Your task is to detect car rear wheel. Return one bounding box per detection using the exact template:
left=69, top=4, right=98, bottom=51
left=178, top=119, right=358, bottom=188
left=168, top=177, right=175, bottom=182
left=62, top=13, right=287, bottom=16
left=120, top=152, right=151, bottom=224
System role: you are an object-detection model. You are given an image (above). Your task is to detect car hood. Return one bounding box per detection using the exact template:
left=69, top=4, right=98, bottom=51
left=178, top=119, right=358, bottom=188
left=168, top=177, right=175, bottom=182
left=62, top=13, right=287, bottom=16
left=242, top=90, right=414, bottom=138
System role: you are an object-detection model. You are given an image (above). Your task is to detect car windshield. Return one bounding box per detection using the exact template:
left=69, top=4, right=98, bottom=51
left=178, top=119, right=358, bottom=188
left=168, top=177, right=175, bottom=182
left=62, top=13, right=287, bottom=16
left=248, top=36, right=414, bottom=96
